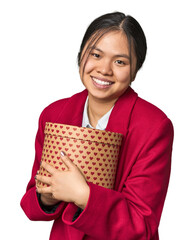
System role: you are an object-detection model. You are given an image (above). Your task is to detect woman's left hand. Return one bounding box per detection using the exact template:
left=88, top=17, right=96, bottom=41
left=36, top=152, right=90, bottom=210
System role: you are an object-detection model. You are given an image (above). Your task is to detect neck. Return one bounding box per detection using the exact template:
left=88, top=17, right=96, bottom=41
left=87, top=95, right=116, bottom=128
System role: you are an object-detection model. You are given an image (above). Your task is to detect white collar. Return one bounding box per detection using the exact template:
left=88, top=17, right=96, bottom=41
left=82, top=97, right=114, bottom=130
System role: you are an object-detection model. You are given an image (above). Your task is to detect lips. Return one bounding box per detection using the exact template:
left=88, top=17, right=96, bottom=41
left=91, top=76, right=114, bottom=88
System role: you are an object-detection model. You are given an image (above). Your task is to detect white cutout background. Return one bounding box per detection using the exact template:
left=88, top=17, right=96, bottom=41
left=1, top=0, right=193, bottom=239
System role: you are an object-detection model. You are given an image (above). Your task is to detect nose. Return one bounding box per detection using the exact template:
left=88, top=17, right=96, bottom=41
left=97, top=59, right=113, bottom=76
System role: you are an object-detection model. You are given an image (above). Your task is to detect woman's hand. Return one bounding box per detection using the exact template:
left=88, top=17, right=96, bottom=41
left=36, top=152, right=90, bottom=210
left=35, top=171, right=60, bottom=206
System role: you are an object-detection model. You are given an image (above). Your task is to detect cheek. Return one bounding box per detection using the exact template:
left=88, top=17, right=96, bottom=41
left=80, top=61, right=95, bottom=85
left=115, top=68, right=131, bottom=83
left=79, top=60, right=95, bottom=80
left=84, top=60, right=95, bottom=74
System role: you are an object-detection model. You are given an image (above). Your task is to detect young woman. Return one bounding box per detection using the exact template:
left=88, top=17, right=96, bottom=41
left=21, top=12, right=174, bottom=240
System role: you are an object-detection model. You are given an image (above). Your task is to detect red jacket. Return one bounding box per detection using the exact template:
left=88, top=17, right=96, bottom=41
left=20, top=87, right=174, bottom=240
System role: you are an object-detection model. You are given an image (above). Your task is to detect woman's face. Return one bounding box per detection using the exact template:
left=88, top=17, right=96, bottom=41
left=79, top=31, right=137, bottom=103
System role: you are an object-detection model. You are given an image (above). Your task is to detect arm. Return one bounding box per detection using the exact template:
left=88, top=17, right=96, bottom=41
left=62, top=118, right=174, bottom=239
left=20, top=109, right=67, bottom=221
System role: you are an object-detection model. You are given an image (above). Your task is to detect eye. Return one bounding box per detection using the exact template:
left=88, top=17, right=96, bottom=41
left=115, top=60, right=125, bottom=65
left=91, top=53, right=100, bottom=58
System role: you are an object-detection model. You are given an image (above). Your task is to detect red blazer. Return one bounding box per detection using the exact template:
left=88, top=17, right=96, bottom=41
left=20, top=87, right=174, bottom=240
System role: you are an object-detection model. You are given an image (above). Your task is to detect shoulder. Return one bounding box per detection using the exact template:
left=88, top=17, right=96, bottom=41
left=134, top=97, right=168, bottom=122
left=40, top=89, right=88, bottom=122
left=130, top=96, right=173, bottom=138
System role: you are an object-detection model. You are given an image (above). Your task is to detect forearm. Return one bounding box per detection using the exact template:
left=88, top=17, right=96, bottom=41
left=20, top=186, right=66, bottom=221
left=62, top=182, right=153, bottom=240
left=37, top=193, right=61, bottom=214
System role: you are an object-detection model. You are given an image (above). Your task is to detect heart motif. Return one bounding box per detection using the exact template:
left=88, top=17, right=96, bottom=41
left=38, top=122, right=122, bottom=189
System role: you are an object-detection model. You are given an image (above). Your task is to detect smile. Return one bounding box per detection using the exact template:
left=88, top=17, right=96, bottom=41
left=91, top=77, right=114, bottom=86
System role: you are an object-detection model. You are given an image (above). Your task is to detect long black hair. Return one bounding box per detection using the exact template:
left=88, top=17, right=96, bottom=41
left=77, top=12, right=147, bottom=78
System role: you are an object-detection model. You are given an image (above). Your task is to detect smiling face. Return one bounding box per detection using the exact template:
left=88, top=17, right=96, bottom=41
left=79, top=30, right=137, bottom=104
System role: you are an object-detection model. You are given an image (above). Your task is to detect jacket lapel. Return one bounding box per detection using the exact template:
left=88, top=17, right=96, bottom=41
left=56, top=89, right=88, bottom=127
left=106, top=87, right=138, bottom=136
left=57, top=87, right=138, bottom=134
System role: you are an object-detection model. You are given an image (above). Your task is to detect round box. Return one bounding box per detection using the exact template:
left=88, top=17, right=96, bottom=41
left=37, top=122, right=123, bottom=189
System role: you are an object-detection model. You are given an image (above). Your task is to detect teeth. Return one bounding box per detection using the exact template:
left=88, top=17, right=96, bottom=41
left=92, top=77, right=112, bottom=86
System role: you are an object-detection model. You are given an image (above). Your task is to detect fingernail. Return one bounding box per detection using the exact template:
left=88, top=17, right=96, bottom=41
left=61, top=151, right=66, bottom=157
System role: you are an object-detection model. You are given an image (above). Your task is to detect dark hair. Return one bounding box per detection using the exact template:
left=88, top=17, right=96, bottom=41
left=77, top=12, right=147, bottom=76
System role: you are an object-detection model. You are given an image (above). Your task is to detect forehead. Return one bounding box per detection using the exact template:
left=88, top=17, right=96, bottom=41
left=90, top=31, right=129, bottom=54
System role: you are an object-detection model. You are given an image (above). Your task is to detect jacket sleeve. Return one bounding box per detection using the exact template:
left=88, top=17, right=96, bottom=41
left=20, top=108, right=67, bottom=221
left=61, top=117, right=174, bottom=239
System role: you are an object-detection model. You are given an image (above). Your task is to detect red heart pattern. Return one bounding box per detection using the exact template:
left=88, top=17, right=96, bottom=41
left=37, top=122, right=123, bottom=189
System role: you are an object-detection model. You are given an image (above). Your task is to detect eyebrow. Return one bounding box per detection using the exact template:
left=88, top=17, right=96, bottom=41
left=90, top=47, right=131, bottom=60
